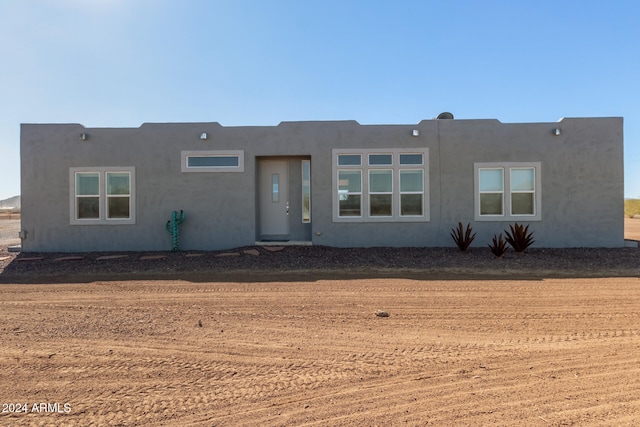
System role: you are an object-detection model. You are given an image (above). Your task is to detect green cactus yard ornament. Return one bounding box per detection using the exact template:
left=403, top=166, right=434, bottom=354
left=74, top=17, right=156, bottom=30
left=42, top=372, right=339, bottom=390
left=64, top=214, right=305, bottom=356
left=166, top=210, right=185, bottom=252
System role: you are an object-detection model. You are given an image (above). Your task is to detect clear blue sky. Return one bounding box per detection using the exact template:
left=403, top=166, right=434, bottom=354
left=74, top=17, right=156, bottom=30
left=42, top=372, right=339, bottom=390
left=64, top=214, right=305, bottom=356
left=1, top=0, right=639, bottom=200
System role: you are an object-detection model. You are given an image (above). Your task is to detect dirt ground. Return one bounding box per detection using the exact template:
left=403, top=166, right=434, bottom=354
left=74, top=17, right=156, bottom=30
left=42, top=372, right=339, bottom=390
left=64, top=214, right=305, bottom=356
left=1, top=219, right=640, bottom=426
left=625, top=217, right=640, bottom=240
left=1, top=277, right=640, bottom=426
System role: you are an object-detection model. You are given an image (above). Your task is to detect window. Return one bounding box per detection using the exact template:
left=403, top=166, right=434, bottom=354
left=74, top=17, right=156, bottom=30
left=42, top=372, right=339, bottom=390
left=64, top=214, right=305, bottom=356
left=479, top=168, right=504, bottom=215
left=181, top=150, right=244, bottom=172
left=400, top=170, right=424, bottom=216
left=338, top=154, right=361, bottom=166
left=474, top=162, right=541, bottom=221
left=302, top=160, right=311, bottom=223
left=369, top=170, right=392, bottom=216
left=399, top=154, right=424, bottom=165
left=271, top=174, right=280, bottom=202
left=70, top=167, right=135, bottom=225
left=106, top=172, right=132, bottom=219
left=188, top=156, right=239, bottom=168
left=510, top=168, right=536, bottom=215
left=369, top=154, right=392, bottom=165
left=338, top=170, right=362, bottom=217
left=332, top=148, right=429, bottom=222
left=75, top=172, right=100, bottom=219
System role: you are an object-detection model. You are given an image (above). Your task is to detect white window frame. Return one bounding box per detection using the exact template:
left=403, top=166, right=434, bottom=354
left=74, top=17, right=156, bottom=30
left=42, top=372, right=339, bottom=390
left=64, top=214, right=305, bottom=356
left=399, top=169, right=425, bottom=217
left=368, top=169, right=393, bottom=217
left=332, top=148, right=429, bottom=222
left=474, top=162, right=541, bottom=221
left=181, top=150, right=245, bottom=173
left=337, top=170, right=363, bottom=218
left=69, top=167, right=136, bottom=225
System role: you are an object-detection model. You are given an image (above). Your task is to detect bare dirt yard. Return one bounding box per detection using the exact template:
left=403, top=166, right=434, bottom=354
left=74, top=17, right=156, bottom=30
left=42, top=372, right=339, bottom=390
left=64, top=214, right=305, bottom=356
left=1, top=219, right=640, bottom=426
left=2, top=277, right=640, bottom=426
left=625, top=217, right=640, bottom=240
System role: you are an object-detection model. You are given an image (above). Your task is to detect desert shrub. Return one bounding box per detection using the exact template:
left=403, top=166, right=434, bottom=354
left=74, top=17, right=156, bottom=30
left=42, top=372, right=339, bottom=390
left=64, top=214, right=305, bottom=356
left=488, top=233, right=508, bottom=257
left=624, top=199, right=640, bottom=217
left=504, top=223, right=535, bottom=252
left=450, top=222, right=476, bottom=251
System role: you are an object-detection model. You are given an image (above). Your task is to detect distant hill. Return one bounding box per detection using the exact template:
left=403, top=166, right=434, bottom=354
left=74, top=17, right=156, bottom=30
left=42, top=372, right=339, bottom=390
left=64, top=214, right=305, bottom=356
left=0, top=195, right=20, bottom=210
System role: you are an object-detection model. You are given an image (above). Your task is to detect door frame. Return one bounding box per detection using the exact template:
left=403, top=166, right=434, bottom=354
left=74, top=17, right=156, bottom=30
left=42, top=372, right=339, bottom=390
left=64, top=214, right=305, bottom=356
left=256, top=156, right=312, bottom=243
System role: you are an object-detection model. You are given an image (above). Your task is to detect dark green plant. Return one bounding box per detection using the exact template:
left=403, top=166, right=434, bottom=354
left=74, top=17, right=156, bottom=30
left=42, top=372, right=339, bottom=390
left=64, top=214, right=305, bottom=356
left=450, top=222, right=476, bottom=251
left=488, top=233, right=508, bottom=257
left=504, top=223, right=535, bottom=252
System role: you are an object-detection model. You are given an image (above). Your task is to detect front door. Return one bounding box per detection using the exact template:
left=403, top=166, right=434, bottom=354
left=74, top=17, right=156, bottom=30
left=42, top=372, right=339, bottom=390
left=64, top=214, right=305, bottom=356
left=259, top=160, right=290, bottom=239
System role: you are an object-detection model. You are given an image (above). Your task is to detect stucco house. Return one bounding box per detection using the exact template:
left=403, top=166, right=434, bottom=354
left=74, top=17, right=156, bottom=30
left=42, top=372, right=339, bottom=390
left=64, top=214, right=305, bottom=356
left=19, top=115, right=624, bottom=252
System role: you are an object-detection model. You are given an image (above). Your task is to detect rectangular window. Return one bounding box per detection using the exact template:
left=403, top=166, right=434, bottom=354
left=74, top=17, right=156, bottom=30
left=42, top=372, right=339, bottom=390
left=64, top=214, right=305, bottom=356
left=510, top=168, right=535, bottom=215
left=302, top=160, right=311, bottom=223
left=76, top=172, right=100, bottom=219
left=333, top=148, right=429, bottom=222
left=70, top=167, right=135, bottom=225
left=338, top=154, right=361, bottom=166
left=369, top=154, right=392, bottom=165
left=475, top=162, right=541, bottom=221
left=181, top=150, right=244, bottom=172
left=338, top=170, right=362, bottom=217
left=369, top=170, right=392, bottom=216
left=271, top=174, right=280, bottom=202
left=399, top=153, right=424, bottom=165
left=400, top=170, right=424, bottom=216
left=479, top=168, right=504, bottom=216
left=187, top=156, right=239, bottom=168
left=106, top=172, right=131, bottom=219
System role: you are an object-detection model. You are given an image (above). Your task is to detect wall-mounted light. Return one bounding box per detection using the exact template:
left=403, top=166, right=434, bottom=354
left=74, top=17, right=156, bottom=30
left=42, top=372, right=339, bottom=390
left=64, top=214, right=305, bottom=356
left=200, top=132, right=208, bottom=140
left=80, top=133, right=88, bottom=141
left=412, top=129, right=420, bottom=137
left=553, top=128, right=561, bottom=136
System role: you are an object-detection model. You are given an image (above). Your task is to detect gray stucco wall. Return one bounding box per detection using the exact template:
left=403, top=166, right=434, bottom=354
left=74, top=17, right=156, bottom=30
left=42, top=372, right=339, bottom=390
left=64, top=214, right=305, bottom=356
left=436, top=118, right=624, bottom=248
left=20, top=117, right=623, bottom=252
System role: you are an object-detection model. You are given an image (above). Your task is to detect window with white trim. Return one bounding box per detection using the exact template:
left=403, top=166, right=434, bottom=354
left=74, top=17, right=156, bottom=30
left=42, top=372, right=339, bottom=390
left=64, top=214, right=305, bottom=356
left=181, top=150, right=244, bottom=173
left=70, top=167, right=135, bottom=225
left=338, top=170, right=362, bottom=217
left=474, top=162, right=541, bottom=221
left=332, top=148, right=429, bottom=222
left=369, top=169, right=393, bottom=216
left=400, top=169, right=424, bottom=216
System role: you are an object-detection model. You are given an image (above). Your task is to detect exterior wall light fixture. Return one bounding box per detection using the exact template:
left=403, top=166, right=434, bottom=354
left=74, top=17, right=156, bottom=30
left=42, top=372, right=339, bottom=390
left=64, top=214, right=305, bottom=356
left=200, top=132, right=208, bottom=140
left=553, top=128, right=561, bottom=136
left=412, top=129, right=420, bottom=137
left=80, top=133, right=88, bottom=141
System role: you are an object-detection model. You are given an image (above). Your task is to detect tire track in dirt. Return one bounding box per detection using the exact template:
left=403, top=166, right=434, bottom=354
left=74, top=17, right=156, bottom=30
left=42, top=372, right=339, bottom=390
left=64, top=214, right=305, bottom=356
left=196, top=343, right=640, bottom=426
left=2, top=277, right=640, bottom=426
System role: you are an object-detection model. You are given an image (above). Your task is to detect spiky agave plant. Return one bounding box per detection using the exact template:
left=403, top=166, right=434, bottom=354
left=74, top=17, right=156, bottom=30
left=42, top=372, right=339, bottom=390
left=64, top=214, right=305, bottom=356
left=504, top=223, right=535, bottom=252
left=488, top=233, right=508, bottom=258
left=450, top=222, right=476, bottom=251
